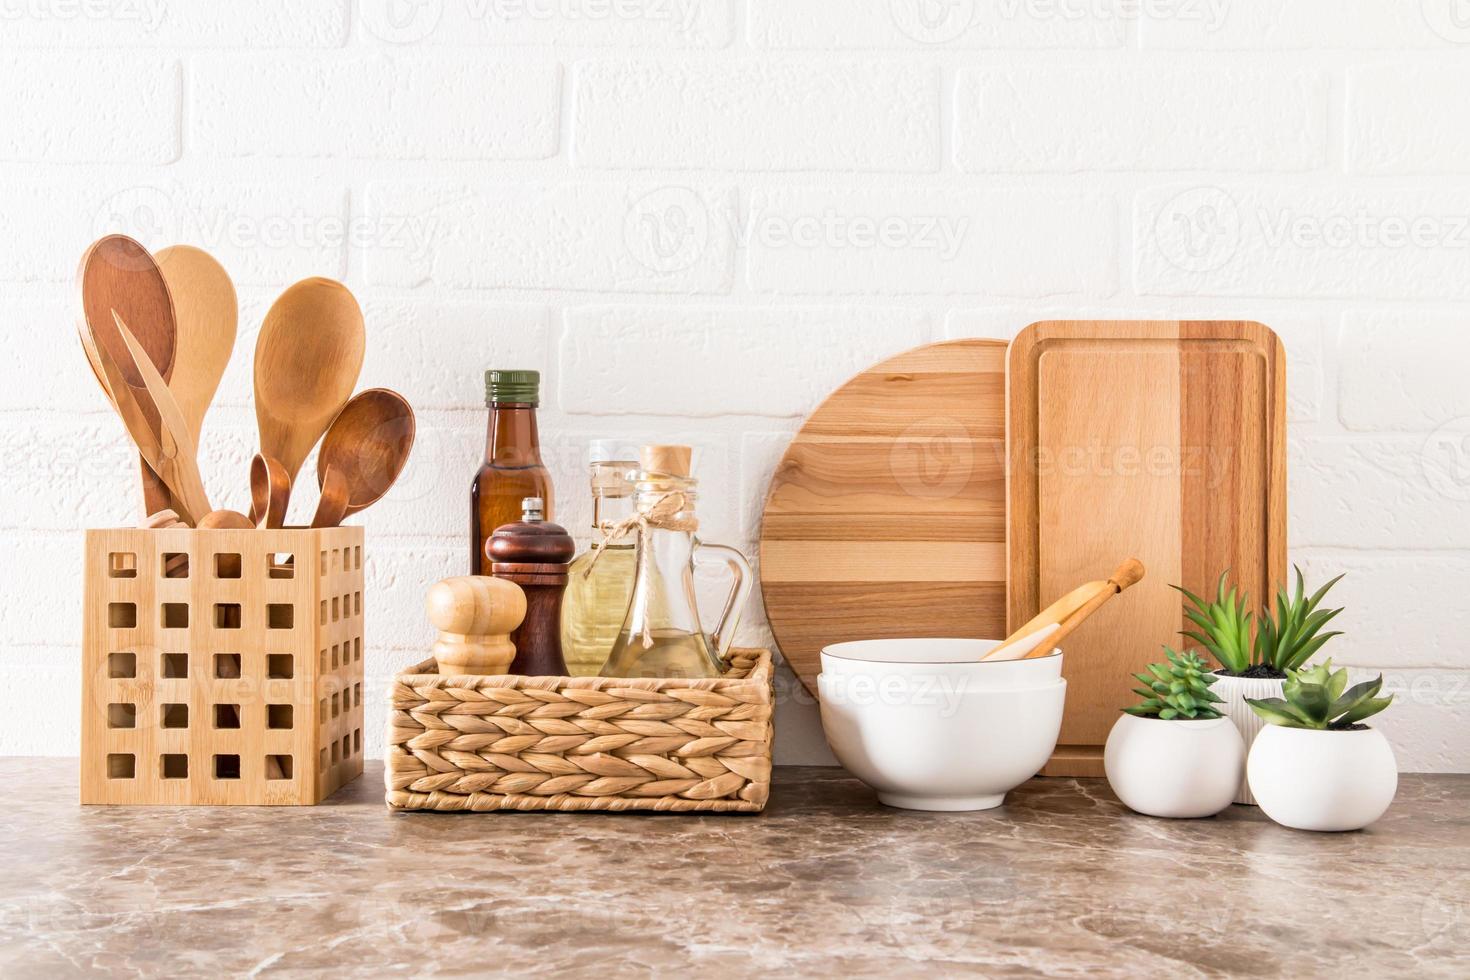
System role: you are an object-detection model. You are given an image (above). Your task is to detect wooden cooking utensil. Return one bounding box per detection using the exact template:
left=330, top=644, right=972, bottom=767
left=310, top=466, right=350, bottom=529
left=89, top=312, right=211, bottom=525
left=1009, top=320, right=1287, bottom=775
left=249, top=454, right=291, bottom=529
left=78, top=235, right=177, bottom=515
left=197, top=509, right=255, bottom=529
left=983, top=560, right=1145, bottom=662
left=759, top=339, right=1008, bottom=695
left=253, top=278, right=365, bottom=503
left=316, top=388, right=416, bottom=522
left=142, top=508, right=190, bottom=575
left=155, top=245, right=237, bottom=448
left=197, top=509, right=253, bottom=582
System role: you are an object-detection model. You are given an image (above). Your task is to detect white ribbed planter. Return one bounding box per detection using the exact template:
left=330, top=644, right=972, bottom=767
left=1213, top=672, right=1286, bottom=805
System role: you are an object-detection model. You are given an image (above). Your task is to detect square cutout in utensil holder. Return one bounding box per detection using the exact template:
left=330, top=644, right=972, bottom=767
left=81, top=525, right=365, bottom=805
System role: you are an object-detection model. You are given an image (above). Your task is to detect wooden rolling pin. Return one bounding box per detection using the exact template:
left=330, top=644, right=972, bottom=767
left=426, top=576, right=527, bottom=675
left=982, top=559, right=1145, bottom=662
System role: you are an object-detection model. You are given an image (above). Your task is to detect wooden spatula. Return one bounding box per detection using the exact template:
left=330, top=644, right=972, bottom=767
left=982, top=559, right=1146, bottom=662
left=92, top=311, right=212, bottom=524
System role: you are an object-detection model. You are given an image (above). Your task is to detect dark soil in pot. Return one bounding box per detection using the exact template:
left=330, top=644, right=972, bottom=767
left=1215, top=665, right=1287, bottom=680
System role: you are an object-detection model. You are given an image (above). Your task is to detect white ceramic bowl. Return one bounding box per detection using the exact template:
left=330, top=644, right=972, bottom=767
left=820, top=638, right=1064, bottom=688
left=816, top=638, right=1067, bottom=812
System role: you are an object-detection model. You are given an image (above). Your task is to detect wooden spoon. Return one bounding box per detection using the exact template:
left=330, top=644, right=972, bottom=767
left=156, top=245, right=237, bottom=449
left=253, top=278, right=365, bottom=505
left=982, top=559, right=1146, bottom=662
left=310, top=466, right=350, bottom=529
left=316, top=388, right=416, bottom=522
left=198, top=509, right=253, bottom=584
left=78, top=235, right=177, bottom=515
left=249, top=454, right=291, bottom=529
left=198, top=509, right=255, bottom=529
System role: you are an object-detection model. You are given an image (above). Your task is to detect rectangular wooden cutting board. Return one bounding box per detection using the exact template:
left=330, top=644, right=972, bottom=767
left=1008, top=321, right=1287, bottom=777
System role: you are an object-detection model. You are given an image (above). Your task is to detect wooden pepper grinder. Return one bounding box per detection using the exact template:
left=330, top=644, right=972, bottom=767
left=425, top=575, right=527, bottom=675
left=488, top=497, right=575, bottom=675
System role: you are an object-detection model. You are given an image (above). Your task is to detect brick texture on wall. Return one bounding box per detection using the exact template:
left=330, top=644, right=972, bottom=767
left=2, top=0, right=1467, bottom=773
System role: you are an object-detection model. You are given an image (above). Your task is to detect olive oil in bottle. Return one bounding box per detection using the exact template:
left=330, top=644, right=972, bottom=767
left=560, top=441, right=639, bottom=677
left=600, top=445, right=753, bottom=680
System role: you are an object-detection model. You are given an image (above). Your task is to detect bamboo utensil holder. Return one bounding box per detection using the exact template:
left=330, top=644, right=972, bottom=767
left=81, top=525, right=366, bottom=805
left=385, top=649, right=774, bottom=813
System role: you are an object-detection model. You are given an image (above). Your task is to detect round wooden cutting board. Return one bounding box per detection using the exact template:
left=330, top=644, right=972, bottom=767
left=758, top=339, right=1009, bottom=695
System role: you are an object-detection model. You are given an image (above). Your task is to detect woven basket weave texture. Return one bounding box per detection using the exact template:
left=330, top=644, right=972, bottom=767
left=386, top=649, right=773, bottom=813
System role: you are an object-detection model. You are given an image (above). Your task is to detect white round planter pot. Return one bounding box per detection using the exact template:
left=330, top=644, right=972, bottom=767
left=1104, top=714, right=1244, bottom=819
left=1212, top=672, right=1286, bottom=805
left=817, top=638, right=1066, bottom=812
left=1247, top=725, right=1398, bottom=832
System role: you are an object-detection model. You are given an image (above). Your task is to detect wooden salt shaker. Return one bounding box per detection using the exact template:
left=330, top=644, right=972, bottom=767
left=425, top=576, right=527, bottom=675
left=487, top=497, right=575, bottom=675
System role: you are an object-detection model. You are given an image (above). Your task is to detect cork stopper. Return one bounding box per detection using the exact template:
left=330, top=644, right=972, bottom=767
left=640, top=444, right=692, bottom=478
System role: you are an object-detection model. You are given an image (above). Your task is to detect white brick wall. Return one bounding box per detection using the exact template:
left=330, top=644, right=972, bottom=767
left=2, top=1, right=1467, bottom=773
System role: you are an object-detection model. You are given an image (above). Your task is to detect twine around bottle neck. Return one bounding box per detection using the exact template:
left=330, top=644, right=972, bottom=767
left=584, top=489, right=698, bottom=649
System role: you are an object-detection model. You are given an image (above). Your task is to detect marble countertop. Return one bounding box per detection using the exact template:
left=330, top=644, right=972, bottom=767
left=1, top=759, right=1465, bottom=977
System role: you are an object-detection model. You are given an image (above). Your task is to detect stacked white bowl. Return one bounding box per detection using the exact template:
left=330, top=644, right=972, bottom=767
left=817, top=638, right=1067, bottom=811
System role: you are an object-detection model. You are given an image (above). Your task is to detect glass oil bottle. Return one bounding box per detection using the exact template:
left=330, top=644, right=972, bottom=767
left=599, top=445, right=753, bottom=680
left=560, top=441, right=639, bottom=677
left=470, top=370, right=553, bottom=574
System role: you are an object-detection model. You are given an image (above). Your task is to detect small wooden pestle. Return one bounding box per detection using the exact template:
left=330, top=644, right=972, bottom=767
left=425, top=576, right=527, bottom=675
left=982, top=559, right=1146, bottom=662
left=488, top=497, right=575, bottom=675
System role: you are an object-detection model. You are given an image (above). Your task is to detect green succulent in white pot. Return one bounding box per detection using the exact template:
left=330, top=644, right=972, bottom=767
left=1245, top=660, right=1396, bottom=832
left=1173, top=567, right=1345, bottom=805
left=1103, top=648, right=1245, bottom=819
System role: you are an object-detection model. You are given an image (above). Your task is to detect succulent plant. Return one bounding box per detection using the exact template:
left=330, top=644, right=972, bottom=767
left=1175, top=571, right=1255, bottom=674
left=1246, top=660, right=1392, bottom=731
left=1174, top=566, right=1345, bottom=676
left=1256, top=567, right=1345, bottom=673
left=1125, top=648, right=1226, bottom=721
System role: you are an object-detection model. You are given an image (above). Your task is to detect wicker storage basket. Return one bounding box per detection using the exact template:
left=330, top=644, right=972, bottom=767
left=386, top=649, right=773, bottom=813
left=81, top=526, right=366, bottom=805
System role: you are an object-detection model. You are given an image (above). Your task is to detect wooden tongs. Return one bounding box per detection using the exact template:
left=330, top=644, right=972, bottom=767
left=83, top=310, right=212, bottom=525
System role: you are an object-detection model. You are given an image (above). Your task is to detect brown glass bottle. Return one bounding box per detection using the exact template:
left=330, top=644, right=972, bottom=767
left=470, top=370, right=554, bottom=575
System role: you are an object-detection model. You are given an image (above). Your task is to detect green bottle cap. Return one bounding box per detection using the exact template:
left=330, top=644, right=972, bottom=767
left=485, top=369, right=540, bottom=406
